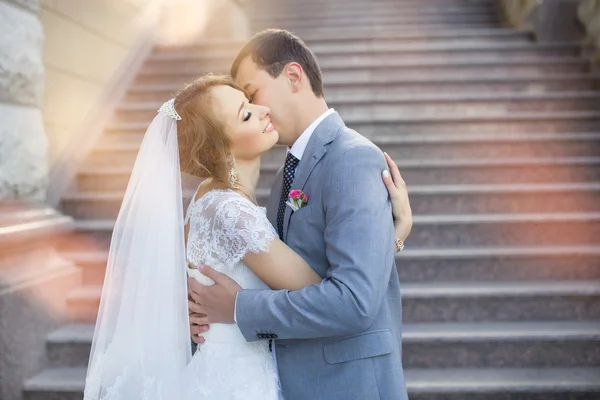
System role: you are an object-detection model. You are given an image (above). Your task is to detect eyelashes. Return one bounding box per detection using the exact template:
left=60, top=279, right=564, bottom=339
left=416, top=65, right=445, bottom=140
left=243, top=111, right=252, bottom=122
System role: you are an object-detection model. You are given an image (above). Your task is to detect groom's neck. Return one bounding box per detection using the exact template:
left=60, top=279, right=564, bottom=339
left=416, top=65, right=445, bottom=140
left=289, top=97, right=329, bottom=147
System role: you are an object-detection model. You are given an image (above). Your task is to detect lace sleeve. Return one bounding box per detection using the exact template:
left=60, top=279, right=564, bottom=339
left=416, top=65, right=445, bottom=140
left=187, top=190, right=277, bottom=270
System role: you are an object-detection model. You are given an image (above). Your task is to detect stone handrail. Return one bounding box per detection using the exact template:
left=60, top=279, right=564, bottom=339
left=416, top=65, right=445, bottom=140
left=578, top=0, right=600, bottom=60
left=497, top=0, right=599, bottom=61
left=496, top=0, right=540, bottom=29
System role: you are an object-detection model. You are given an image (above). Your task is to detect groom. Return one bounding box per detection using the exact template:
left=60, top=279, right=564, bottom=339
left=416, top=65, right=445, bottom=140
left=188, top=29, right=411, bottom=399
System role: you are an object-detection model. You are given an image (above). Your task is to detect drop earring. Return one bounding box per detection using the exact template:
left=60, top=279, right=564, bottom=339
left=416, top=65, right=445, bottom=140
left=229, top=156, right=238, bottom=187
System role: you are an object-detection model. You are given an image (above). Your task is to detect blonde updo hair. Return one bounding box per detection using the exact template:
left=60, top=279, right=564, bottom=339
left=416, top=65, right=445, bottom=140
left=173, top=74, right=241, bottom=182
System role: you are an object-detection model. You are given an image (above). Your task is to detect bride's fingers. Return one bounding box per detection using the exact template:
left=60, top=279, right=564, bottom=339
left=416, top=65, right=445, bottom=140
left=384, top=152, right=405, bottom=188
left=198, top=264, right=226, bottom=283
left=382, top=170, right=398, bottom=200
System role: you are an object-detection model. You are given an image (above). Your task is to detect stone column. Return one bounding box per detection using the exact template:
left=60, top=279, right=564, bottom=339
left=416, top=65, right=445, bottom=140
left=578, top=0, right=600, bottom=64
left=0, top=4, right=79, bottom=400
left=0, top=0, right=48, bottom=203
left=496, top=0, right=584, bottom=42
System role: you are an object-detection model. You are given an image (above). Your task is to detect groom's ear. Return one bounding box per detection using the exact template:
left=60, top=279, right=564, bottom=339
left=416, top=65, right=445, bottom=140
left=283, top=62, right=304, bottom=93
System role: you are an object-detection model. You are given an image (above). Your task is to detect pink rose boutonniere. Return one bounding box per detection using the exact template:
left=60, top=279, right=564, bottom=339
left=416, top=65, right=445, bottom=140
left=286, top=189, right=309, bottom=212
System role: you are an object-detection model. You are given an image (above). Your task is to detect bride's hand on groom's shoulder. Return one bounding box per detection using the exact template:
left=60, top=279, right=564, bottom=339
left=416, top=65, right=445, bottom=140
left=382, top=152, right=412, bottom=243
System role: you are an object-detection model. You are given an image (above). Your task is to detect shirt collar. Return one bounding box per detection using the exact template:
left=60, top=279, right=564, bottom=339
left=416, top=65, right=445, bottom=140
left=288, top=108, right=335, bottom=161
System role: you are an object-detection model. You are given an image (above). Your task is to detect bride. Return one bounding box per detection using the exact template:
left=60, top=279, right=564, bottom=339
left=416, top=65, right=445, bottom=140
left=83, top=74, right=410, bottom=399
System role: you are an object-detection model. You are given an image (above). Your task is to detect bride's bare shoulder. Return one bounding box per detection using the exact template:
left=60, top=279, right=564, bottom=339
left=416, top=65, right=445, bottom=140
left=194, top=179, right=230, bottom=202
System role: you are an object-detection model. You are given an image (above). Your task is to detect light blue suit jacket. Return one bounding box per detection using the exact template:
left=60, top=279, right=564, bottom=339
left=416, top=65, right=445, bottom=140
left=236, top=112, right=408, bottom=400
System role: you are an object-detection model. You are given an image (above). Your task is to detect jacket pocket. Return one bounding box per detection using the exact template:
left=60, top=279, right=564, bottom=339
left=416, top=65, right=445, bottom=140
left=290, top=204, right=313, bottom=221
left=323, top=329, right=394, bottom=364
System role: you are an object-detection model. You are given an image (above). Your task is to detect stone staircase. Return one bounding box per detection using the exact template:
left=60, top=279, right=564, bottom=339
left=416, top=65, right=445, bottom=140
left=23, top=0, right=600, bottom=399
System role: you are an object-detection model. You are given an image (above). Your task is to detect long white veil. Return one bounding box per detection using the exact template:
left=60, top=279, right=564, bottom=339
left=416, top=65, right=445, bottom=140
left=84, top=100, right=192, bottom=399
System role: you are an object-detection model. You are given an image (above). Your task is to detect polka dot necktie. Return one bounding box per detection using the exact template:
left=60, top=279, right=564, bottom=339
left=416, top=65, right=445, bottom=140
left=277, top=152, right=300, bottom=239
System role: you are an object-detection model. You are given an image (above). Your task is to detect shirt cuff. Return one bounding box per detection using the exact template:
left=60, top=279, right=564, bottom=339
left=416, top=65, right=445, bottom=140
left=233, top=291, right=239, bottom=324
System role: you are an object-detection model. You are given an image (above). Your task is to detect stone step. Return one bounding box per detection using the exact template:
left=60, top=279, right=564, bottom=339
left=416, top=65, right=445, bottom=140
left=114, top=92, right=600, bottom=124
left=43, top=321, right=600, bottom=368
left=78, top=157, right=600, bottom=190
left=403, top=321, right=600, bottom=368
left=70, top=161, right=600, bottom=211
left=61, top=245, right=600, bottom=286
left=245, top=4, right=498, bottom=21
left=251, top=0, right=494, bottom=10
left=152, top=29, right=533, bottom=55
left=319, top=77, right=600, bottom=99
left=23, top=366, right=600, bottom=400
left=78, top=151, right=600, bottom=183
left=139, top=56, right=587, bottom=79
left=252, top=132, right=600, bottom=163
left=92, top=132, right=600, bottom=166
left=405, top=367, right=600, bottom=400
left=65, top=279, right=600, bottom=323
left=304, top=28, right=529, bottom=44
left=67, top=245, right=600, bottom=285
left=401, top=183, right=600, bottom=214
left=71, top=156, right=600, bottom=194
left=257, top=157, right=600, bottom=186
left=396, top=246, right=600, bottom=283
left=401, top=280, right=600, bottom=323
left=106, top=110, right=600, bottom=136
left=252, top=16, right=499, bottom=29
left=407, top=212, right=600, bottom=248
left=273, top=22, right=507, bottom=38
left=66, top=212, right=600, bottom=249
left=256, top=1, right=491, bottom=9
left=301, top=28, right=530, bottom=45
left=46, top=324, right=94, bottom=368
left=23, top=367, right=84, bottom=400
left=248, top=7, right=496, bottom=23
left=249, top=13, right=499, bottom=30
left=147, top=41, right=583, bottom=62
left=133, top=73, right=599, bottom=95
left=347, top=112, right=600, bottom=135
left=254, top=0, right=493, bottom=7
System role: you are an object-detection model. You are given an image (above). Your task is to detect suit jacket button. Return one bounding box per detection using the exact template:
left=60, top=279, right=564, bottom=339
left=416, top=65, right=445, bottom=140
left=272, top=334, right=278, bottom=339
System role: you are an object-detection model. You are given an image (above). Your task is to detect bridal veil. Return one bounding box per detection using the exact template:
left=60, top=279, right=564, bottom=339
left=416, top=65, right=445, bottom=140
left=84, top=100, right=192, bottom=399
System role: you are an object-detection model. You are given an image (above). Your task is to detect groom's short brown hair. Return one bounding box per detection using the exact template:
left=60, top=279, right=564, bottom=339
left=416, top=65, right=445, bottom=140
left=231, top=29, right=324, bottom=97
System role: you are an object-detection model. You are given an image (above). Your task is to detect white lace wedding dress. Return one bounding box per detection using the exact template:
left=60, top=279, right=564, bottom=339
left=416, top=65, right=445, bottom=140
left=180, top=189, right=280, bottom=400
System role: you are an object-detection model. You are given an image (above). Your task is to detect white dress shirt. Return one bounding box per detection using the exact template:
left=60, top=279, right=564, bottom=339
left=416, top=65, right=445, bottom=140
left=288, top=108, right=336, bottom=162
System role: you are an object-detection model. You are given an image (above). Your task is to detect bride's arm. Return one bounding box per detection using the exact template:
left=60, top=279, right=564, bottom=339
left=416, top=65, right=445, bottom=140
left=243, top=240, right=321, bottom=291
left=243, top=153, right=409, bottom=292
left=382, top=152, right=413, bottom=245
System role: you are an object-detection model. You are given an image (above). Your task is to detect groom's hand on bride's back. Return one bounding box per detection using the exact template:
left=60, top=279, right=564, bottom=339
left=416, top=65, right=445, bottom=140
left=188, top=264, right=241, bottom=344
left=188, top=293, right=208, bottom=344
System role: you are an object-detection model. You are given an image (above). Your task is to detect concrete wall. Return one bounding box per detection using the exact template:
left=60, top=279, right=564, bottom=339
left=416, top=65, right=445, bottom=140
left=40, top=0, right=159, bottom=165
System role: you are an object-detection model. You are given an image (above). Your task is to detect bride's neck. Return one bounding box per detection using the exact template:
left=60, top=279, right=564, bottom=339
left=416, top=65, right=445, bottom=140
left=233, top=156, right=261, bottom=199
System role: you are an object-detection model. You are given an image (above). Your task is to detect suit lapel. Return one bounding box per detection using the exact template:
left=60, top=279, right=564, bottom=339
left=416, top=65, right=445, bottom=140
left=282, top=112, right=343, bottom=242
